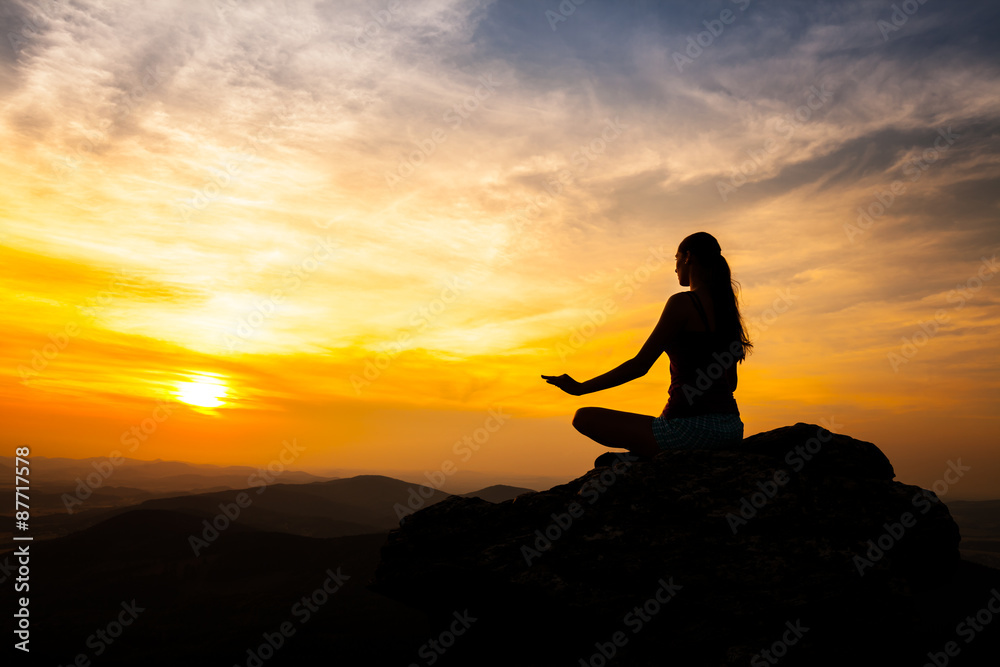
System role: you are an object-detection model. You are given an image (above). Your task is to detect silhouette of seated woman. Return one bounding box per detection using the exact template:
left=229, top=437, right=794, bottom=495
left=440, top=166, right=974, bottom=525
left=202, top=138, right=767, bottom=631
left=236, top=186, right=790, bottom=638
left=542, top=232, right=752, bottom=466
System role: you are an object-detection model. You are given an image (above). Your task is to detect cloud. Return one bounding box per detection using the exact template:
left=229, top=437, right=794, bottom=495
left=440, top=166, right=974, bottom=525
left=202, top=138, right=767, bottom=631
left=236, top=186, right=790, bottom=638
left=0, top=0, right=998, bottom=491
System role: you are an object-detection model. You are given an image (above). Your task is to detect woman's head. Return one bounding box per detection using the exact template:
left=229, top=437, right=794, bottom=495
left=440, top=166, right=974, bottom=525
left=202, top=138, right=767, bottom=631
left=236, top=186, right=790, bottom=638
left=675, top=232, right=722, bottom=286
left=676, top=232, right=753, bottom=362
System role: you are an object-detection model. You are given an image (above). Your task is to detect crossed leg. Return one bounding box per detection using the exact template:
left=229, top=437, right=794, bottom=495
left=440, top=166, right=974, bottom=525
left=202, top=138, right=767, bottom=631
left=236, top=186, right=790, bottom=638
left=572, top=407, right=661, bottom=459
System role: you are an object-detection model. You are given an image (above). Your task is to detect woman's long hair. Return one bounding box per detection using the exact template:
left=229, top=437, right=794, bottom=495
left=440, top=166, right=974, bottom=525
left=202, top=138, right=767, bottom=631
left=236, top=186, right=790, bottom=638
left=678, top=232, right=753, bottom=362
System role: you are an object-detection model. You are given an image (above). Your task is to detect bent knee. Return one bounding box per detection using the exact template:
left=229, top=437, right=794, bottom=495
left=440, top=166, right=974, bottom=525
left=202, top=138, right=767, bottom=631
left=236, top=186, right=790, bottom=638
left=572, top=407, right=600, bottom=431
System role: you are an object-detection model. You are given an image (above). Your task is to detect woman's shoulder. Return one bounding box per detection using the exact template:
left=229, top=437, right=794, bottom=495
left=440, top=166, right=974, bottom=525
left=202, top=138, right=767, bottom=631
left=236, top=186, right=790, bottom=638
left=665, top=292, right=699, bottom=322
left=663, top=291, right=697, bottom=316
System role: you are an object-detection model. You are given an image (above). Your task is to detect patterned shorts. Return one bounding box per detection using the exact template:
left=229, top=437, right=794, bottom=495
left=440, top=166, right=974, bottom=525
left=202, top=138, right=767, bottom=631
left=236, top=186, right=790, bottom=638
left=651, top=413, right=744, bottom=450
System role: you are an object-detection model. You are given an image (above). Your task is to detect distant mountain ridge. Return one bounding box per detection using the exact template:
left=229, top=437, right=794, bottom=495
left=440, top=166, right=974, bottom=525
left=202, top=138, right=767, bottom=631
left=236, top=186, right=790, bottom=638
left=0, top=454, right=332, bottom=495
left=18, top=509, right=426, bottom=665
left=4, top=431, right=999, bottom=666
left=1, top=472, right=537, bottom=542
left=949, top=499, right=1000, bottom=570
left=461, top=484, right=535, bottom=503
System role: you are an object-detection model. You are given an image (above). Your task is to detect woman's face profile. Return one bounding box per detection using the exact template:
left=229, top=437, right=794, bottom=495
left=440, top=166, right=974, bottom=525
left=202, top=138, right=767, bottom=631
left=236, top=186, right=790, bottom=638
left=675, top=248, right=689, bottom=286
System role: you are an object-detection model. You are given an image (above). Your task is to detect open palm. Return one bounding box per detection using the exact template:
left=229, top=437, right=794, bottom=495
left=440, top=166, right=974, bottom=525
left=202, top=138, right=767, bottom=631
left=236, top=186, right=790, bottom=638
left=541, top=374, right=583, bottom=396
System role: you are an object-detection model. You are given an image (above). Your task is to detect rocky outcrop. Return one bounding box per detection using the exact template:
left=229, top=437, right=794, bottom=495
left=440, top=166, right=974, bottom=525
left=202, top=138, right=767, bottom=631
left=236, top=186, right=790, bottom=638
left=371, top=423, right=991, bottom=666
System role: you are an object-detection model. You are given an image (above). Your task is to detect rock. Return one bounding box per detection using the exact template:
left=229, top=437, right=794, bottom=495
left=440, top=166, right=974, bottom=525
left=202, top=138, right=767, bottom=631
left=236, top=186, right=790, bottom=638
left=370, top=424, right=982, bottom=666
left=740, top=422, right=895, bottom=480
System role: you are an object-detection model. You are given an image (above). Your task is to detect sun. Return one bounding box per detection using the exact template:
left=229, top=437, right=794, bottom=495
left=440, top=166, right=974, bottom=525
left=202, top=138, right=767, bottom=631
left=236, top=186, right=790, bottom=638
left=174, top=373, right=229, bottom=408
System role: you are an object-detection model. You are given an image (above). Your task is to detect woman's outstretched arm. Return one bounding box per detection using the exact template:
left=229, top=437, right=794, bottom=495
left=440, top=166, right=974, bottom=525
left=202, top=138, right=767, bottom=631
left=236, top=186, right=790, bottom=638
left=542, top=293, right=687, bottom=395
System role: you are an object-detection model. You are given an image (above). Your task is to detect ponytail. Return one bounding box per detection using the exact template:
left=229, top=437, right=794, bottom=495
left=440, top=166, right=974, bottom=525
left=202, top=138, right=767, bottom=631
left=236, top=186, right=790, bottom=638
left=678, top=232, right=753, bottom=362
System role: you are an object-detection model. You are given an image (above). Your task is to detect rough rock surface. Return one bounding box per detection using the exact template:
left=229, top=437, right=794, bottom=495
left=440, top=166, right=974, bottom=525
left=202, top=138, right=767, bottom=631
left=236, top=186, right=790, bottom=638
left=371, top=424, right=1000, bottom=665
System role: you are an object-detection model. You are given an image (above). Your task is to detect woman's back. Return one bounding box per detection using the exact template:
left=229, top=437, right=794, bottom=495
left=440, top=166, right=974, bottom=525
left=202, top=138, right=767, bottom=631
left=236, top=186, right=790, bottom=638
left=682, top=288, right=715, bottom=332
left=661, top=289, right=739, bottom=419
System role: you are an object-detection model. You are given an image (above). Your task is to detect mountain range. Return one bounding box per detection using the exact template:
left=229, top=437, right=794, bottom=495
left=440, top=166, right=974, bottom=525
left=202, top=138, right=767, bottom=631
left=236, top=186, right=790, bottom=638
left=2, top=443, right=999, bottom=665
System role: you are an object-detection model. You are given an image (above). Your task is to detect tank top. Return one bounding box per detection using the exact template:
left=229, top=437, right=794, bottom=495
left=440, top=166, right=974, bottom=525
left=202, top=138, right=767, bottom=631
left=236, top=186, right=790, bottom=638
left=661, top=291, right=740, bottom=419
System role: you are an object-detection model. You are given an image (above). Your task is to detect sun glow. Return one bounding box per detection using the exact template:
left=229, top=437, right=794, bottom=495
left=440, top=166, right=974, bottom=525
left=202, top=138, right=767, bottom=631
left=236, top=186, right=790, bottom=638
left=174, top=373, right=229, bottom=408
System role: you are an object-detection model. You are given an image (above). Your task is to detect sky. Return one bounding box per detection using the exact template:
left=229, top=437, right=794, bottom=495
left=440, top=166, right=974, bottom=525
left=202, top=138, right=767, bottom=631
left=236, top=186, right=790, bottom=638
left=2, top=0, right=998, bottom=498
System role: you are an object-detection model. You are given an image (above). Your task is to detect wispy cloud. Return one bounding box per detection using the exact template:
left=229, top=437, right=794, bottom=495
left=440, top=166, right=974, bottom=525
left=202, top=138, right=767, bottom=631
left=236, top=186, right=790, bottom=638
left=1, top=0, right=998, bottom=493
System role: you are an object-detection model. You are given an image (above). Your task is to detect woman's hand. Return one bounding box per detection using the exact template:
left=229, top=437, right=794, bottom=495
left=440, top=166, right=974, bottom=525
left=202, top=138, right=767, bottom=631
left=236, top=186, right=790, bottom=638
left=541, top=374, right=585, bottom=396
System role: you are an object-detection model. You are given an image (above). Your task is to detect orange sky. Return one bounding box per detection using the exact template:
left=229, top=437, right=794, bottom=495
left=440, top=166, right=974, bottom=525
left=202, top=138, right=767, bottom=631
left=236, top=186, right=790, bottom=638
left=2, top=0, right=999, bottom=498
